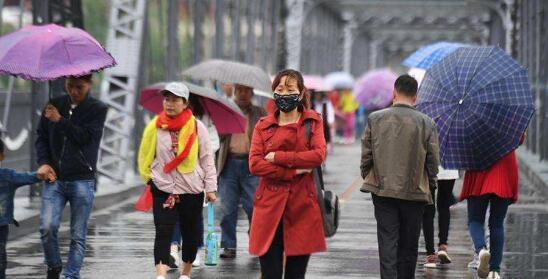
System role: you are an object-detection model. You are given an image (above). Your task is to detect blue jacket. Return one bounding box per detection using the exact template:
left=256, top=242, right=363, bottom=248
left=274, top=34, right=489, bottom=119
left=36, top=94, right=108, bottom=181
left=0, top=169, right=39, bottom=226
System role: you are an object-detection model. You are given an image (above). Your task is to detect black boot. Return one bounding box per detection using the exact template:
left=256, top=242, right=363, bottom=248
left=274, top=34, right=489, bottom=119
left=47, top=267, right=62, bottom=279
left=219, top=248, right=236, bottom=259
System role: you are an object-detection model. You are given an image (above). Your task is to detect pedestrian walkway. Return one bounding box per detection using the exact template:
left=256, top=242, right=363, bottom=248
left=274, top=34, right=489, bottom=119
left=5, top=144, right=548, bottom=278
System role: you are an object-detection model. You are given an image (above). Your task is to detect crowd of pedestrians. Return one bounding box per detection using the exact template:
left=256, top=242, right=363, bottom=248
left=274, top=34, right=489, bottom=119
left=0, top=69, right=525, bottom=279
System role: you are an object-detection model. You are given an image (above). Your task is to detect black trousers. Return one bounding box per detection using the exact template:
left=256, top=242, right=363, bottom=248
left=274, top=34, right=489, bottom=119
left=151, top=183, right=204, bottom=265
left=372, top=194, right=425, bottom=279
left=0, top=225, right=8, bottom=279
left=259, top=223, right=310, bottom=279
left=422, top=180, right=456, bottom=255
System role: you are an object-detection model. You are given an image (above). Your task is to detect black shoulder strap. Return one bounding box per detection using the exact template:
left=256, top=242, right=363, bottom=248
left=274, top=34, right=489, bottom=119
left=304, top=119, right=325, bottom=191
left=305, top=119, right=312, bottom=143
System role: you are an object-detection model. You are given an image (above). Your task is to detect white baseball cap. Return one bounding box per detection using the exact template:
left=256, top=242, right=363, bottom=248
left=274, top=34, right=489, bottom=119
left=161, top=82, right=189, bottom=100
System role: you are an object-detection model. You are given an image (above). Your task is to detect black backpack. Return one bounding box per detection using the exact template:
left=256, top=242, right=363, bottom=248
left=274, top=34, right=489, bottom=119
left=305, top=120, right=340, bottom=238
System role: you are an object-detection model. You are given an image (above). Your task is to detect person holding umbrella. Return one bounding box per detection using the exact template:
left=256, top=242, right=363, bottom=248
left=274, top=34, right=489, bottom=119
left=416, top=46, right=535, bottom=279
left=460, top=140, right=523, bottom=279
left=168, top=94, right=220, bottom=269
left=216, top=84, right=266, bottom=259
left=0, top=24, right=116, bottom=279
left=409, top=68, right=460, bottom=268
left=338, top=88, right=359, bottom=144
left=137, top=82, right=217, bottom=279
left=310, top=90, right=335, bottom=154
left=36, top=74, right=108, bottom=279
left=249, top=69, right=327, bottom=278
left=182, top=59, right=270, bottom=258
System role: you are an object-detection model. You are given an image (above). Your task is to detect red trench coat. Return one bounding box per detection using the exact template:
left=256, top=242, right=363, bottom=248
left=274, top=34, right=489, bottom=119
left=248, top=109, right=327, bottom=257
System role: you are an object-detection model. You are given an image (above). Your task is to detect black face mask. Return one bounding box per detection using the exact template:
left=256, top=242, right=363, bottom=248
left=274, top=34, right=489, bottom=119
left=274, top=93, right=301, bottom=113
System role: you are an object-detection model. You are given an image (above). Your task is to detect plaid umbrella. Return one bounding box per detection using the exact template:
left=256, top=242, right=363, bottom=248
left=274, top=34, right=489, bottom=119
left=402, top=42, right=467, bottom=70
left=416, top=46, right=534, bottom=170
left=182, top=59, right=271, bottom=93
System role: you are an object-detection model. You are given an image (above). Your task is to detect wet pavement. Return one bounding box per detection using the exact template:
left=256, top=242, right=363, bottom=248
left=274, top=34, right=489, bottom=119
left=6, top=143, right=548, bottom=278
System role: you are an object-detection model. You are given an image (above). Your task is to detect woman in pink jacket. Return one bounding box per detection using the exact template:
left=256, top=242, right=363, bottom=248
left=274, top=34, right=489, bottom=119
left=138, top=82, right=217, bottom=279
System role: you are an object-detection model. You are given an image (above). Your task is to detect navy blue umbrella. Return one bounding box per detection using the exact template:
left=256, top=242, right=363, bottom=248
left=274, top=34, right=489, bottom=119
left=416, top=46, right=534, bottom=170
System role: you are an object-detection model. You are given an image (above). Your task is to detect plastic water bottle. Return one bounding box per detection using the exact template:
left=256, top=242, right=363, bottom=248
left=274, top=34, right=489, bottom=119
left=205, top=203, right=218, bottom=266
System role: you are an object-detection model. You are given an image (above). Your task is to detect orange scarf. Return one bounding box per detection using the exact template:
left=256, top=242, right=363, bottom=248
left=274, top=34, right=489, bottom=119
left=156, top=109, right=197, bottom=173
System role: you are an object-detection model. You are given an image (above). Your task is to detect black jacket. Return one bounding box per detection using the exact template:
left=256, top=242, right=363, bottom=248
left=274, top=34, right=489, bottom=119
left=36, top=94, right=108, bottom=181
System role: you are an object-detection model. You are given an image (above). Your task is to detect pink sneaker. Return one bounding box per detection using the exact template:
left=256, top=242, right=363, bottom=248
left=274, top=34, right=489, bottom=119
left=437, top=244, right=453, bottom=264
left=424, top=254, right=437, bottom=268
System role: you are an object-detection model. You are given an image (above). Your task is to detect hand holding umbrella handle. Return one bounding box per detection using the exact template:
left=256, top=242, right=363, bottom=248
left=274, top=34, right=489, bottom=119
left=44, top=104, right=62, bottom=122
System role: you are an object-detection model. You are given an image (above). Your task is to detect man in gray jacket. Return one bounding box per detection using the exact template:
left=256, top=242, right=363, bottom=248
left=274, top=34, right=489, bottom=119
left=360, top=74, right=440, bottom=279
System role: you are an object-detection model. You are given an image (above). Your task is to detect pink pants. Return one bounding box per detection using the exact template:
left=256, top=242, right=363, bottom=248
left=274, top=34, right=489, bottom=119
left=343, top=113, right=355, bottom=141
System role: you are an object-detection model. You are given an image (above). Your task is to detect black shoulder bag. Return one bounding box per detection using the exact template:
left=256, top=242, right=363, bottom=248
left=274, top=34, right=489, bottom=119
left=305, top=120, right=340, bottom=238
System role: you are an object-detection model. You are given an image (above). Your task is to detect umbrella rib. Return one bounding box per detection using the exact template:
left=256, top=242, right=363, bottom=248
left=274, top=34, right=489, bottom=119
left=60, top=37, right=74, bottom=72
left=35, top=42, right=46, bottom=80
left=460, top=47, right=495, bottom=101
left=467, top=103, right=511, bottom=143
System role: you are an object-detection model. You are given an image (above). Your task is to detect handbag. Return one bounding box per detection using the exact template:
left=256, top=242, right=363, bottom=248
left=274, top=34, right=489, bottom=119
left=305, top=120, right=340, bottom=238
left=135, top=184, right=153, bottom=212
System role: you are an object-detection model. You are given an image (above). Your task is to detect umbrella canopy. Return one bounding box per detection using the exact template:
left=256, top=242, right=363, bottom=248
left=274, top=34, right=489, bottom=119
left=182, top=59, right=272, bottom=93
left=416, top=46, right=534, bottom=170
left=324, top=71, right=354, bottom=90
left=408, top=67, right=426, bottom=85
left=0, top=24, right=115, bottom=81
left=253, top=89, right=274, bottom=99
left=140, top=81, right=247, bottom=134
left=402, top=42, right=467, bottom=70
left=302, top=75, right=326, bottom=91
left=353, top=69, right=397, bottom=110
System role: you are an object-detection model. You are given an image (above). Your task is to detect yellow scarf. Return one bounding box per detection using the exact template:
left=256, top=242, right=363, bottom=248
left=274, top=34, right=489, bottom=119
left=138, top=115, right=199, bottom=183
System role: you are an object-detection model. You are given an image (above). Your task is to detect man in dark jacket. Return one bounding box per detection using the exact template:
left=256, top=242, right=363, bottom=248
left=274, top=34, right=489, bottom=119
left=216, top=84, right=266, bottom=258
left=360, top=74, right=439, bottom=279
left=36, top=75, right=108, bottom=279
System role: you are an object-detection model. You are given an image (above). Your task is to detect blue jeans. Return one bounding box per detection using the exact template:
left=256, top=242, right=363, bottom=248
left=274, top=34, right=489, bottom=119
left=0, top=225, right=8, bottom=279
left=172, top=222, right=181, bottom=245
left=40, top=180, right=95, bottom=279
left=171, top=220, right=204, bottom=248
left=467, top=194, right=511, bottom=272
left=218, top=158, right=259, bottom=249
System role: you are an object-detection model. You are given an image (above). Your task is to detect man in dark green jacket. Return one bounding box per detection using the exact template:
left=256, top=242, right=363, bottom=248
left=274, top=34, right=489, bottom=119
left=360, top=74, right=439, bottom=279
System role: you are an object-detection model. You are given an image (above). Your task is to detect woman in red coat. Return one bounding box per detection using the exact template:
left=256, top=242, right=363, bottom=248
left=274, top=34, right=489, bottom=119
left=248, top=69, right=327, bottom=279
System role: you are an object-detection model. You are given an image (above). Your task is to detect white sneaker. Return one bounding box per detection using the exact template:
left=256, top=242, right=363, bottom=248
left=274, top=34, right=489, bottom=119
left=477, top=248, right=491, bottom=278
left=468, top=253, right=479, bottom=269
left=192, top=253, right=201, bottom=267
left=488, top=271, right=501, bottom=279
left=170, top=245, right=180, bottom=269
left=179, top=276, right=190, bottom=279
